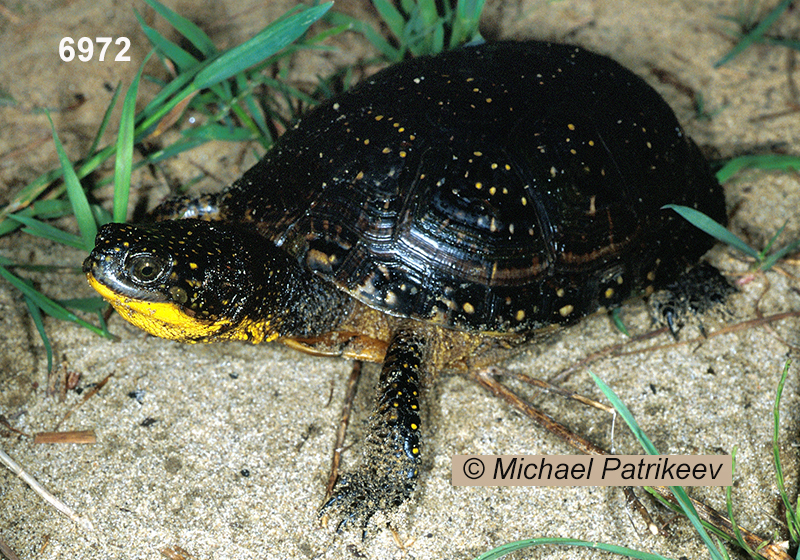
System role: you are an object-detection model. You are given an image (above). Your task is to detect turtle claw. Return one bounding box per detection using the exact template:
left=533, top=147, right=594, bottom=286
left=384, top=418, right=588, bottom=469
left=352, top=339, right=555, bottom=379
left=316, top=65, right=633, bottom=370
left=320, top=473, right=381, bottom=537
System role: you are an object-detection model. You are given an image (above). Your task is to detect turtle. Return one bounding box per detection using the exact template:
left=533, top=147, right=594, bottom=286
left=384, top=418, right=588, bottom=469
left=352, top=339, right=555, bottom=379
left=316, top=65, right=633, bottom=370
left=83, top=40, right=727, bottom=530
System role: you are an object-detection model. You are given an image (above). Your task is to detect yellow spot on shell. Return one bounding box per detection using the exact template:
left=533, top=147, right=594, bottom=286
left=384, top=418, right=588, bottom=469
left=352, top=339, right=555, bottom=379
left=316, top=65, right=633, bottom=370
left=559, top=304, right=574, bottom=317
left=604, top=288, right=615, bottom=299
left=462, top=302, right=475, bottom=314
left=515, top=309, right=525, bottom=321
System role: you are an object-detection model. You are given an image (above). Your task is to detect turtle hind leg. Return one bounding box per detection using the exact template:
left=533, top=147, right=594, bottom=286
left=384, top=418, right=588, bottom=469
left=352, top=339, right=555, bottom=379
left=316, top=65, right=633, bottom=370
left=649, top=262, right=735, bottom=338
left=147, top=192, right=230, bottom=222
left=321, top=328, right=426, bottom=533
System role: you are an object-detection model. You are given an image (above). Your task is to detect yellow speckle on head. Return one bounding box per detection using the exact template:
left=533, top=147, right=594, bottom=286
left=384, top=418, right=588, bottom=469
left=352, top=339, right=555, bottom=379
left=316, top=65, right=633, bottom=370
left=556, top=287, right=565, bottom=297
left=189, top=262, right=198, bottom=269
left=399, top=151, right=407, bottom=158
left=462, top=302, right=475, bottom=314
left=485, top=97, right=492, bottom=103
left=375, top=115, right=384, bottom=121
left=382, top=147, right=391, bottom=154
left=475, top=181, right=482, bottom=189
left=568, top=123, right=575, bottom=130
left=473, top=151, right=483, bottom=157
left=559, top=304, right=574, bottom=317
left=489, top=186, right=496, bottom=195
left=604, top=288, right=614, bottom=299
left=363, top=139, right=370, bottom=145
left=521, top=196, right=527, bottom=206
left=616, top=276, right=624, bottom=285
left=647, top=270, right=656, bottom=282
left=491, top=163, right=498, bottom=169
left=515, top=309, right=525, bottom=321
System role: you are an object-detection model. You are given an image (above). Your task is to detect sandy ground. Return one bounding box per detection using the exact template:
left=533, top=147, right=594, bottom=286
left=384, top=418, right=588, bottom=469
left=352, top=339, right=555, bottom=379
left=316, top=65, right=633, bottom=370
left=1, top=1, right=799, bottom=559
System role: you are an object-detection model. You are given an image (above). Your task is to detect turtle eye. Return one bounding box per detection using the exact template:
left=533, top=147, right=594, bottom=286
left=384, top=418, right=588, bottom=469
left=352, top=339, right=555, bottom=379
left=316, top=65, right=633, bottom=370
left=127, top=253, right=168, bottom=284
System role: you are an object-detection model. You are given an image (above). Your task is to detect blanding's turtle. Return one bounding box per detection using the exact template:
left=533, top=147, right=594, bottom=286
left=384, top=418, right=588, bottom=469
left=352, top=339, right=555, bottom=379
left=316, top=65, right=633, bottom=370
left=84, top=41, right=727, bottom=529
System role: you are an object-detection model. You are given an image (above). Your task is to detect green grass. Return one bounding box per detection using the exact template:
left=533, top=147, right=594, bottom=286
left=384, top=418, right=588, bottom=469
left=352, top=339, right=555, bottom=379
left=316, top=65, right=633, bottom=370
left=715, top=0, right=798, bottom=67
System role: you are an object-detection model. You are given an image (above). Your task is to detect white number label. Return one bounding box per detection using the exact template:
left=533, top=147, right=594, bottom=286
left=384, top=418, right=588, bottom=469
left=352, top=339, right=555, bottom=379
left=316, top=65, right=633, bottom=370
left=58, top=37, right=131, bottom=62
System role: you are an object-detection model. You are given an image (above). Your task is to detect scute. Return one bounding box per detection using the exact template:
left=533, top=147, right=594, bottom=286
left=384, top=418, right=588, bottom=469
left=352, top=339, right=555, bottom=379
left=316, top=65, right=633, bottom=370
left=220, top=41, right=725, bottom=333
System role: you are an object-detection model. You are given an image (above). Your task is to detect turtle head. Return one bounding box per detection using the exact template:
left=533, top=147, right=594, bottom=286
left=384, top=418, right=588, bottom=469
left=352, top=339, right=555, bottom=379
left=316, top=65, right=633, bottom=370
left=83, top=220, right=289, bottom=343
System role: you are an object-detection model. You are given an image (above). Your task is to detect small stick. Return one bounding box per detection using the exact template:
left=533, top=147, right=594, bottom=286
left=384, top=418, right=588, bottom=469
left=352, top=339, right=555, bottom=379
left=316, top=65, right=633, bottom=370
left=486, top=366, right=614, bottom=413
left=0, top=535, right=21, bottom=560
left=0, top=447, right=94, bottom=533
left=34, top=430, right=97, bottom=445
left=324, top=361, right=363, bottom=501
left=55, top=372, right=113, bottom=430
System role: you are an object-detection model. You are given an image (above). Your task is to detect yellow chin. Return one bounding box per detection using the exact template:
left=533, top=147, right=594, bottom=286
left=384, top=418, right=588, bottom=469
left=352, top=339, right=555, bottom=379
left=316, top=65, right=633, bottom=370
left=86, top=274, right=276, bottom=344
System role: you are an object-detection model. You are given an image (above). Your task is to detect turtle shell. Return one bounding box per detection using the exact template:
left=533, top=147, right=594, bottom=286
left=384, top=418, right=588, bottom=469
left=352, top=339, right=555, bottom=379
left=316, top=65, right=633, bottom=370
left=220, top=41, right=726, bottom=333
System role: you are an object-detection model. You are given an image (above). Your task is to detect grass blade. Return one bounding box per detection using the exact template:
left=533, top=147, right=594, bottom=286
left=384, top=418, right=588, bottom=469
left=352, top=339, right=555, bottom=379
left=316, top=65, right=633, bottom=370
left=725, top=447, right=757, bottom=556
left=45, top=113, right=96, bottom=250
left=714, top=0, right=793, bottom=67
left=113, top=54, right=148, bottom=223
left=373, top=0, right=408, bottom=45
left=760, top=237, right=800, bottom=271
left=86, top=82, right=122, bottom=158
left=663, top=204, right=761, bottom=260
left=6, top=214, right=86, bottom=249
left=135, top=9, right=199, bottom=71
left=325, top=11, right=400, bottom=61
left=772, top=360, right=799, bottom=541
left=182, top=123, right=256, bottom=142
left=24, top=295, right=53, bottom=373
left=0, top=265, right=112, bottom=339
left=473, top=537, right=672, bottom=560
left=450, top=0, right=486, bottom=48
left=193, top=3, right=332, bottom=90
left=716, top=153, right=800, bottom=183
left=141, top=0, right=217, bottom=56
left=590, top=373, right=725, bottom=560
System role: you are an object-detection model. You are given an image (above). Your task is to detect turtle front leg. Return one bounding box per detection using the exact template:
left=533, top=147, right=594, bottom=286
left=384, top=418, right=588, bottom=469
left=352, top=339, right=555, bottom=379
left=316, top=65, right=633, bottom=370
left=322, top=328, right=426, bottom=532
